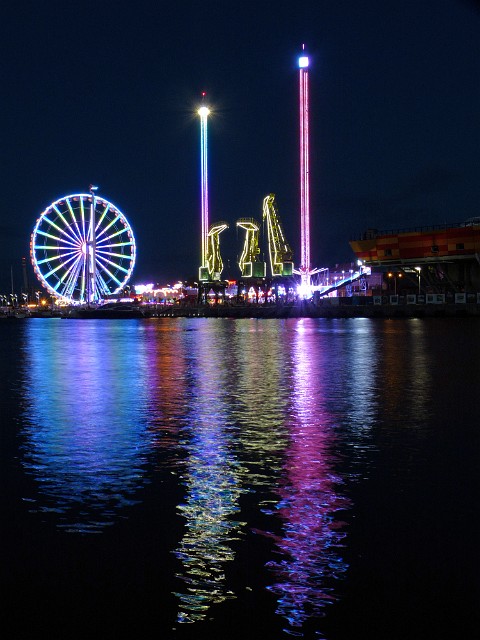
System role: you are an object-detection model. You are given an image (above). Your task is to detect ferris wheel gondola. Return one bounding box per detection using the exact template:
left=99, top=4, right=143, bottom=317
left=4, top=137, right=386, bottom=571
left=30, top=192, right=136, bottom=304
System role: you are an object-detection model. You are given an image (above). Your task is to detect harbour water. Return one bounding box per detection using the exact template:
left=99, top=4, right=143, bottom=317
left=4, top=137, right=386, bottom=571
left=1, top=317, right=478, bottom=639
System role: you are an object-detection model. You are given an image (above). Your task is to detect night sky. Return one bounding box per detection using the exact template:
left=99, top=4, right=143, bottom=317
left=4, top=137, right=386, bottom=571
left=1, top=0, right=479, bottom=293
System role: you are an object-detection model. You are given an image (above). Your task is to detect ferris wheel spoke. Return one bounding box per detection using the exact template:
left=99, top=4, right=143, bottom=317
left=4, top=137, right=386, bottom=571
left=35, top=231, right=80, bottom=254
left=35, top=249, right=80, bottom=266
left=65, top=198, right=85, bottom=242
left=85, top=197, right=97, bottom=244
left=40, top=214, right=80, bottom=246
left=59, top=251, right=83, bottom=282
left=43, top=250, right=81, bottom=279
left=97, top=259, right=132, bottom=274
left=97, top=239, right=134, bottom=251
left=59, top=255, right=84, bottom=298
left=96, top=261, right=123, bottom=286
left=97, top=229, right=132, bottom=248
left=94, top=203, right=111, bottom=232
left=96, top=249, right=133, bottom=261
left=53, top=260, right=78, bottom=293
left=95, top=270, right=112, bottom=296
left=96, top=251, right=131, bottom=272
left=52, top=204, right=83, bottom=245
left=96, top=242, right=134, bottom=255
left=80, top=258, right=87, bottom=301
left=96, top=260, right=129, bottom=280
left=95, top=213, right=122, bottom=240
left=35, top=228, right=73, bottom=245
left=34, top=243, right=79, bottom=253
left=59, top=275, right=77, bottom=300
left=79, top=196, right=88, bottom=240
left=48, top=247, right=81, bottom=265
left=53, top=206, right=82, bottom=245
left=37, top=244, right=81, bottom=258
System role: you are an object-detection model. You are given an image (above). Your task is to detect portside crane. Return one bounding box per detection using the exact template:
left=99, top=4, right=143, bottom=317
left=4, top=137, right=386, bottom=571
left=206, top=221, right=229, bottom=280
left=236, top=218, right=265, bottom=278
left=262, top=194, right=294, bottom=277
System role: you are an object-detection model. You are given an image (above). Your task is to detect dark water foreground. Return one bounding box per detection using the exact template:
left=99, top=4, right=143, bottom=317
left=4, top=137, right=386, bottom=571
left=1, top=317, right=478, bottom=639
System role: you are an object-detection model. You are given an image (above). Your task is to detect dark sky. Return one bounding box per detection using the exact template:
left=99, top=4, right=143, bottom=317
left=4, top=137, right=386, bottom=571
left=1, top=0, right=479, bottom=291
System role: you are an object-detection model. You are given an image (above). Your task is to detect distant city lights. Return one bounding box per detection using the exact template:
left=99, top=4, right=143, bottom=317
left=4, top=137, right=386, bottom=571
left=134, top=283, right=154, bottom=295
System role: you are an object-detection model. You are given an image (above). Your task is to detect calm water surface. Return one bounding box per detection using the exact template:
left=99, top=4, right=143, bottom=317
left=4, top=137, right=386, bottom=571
left=1, top=317, right=478, bottom=639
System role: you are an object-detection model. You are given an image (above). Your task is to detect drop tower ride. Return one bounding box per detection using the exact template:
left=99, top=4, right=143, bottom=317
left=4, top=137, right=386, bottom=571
left=296, top=45, right=320, bottom=295
left=198, top=92, right=210, bottom=282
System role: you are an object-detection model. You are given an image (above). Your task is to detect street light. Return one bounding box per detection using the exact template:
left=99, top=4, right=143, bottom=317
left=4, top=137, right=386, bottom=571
left=387, top=272, right=395, bottom=294
left=387, top=272, right=402, bottom=295
left=415, top=267, right=421, bottom=295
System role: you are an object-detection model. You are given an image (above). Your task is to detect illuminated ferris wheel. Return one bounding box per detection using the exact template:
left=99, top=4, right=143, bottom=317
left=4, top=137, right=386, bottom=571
left=30, top=189, right=136, bottom=304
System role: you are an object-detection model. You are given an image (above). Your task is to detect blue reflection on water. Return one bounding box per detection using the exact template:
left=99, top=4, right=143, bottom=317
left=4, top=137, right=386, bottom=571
left=19, top=320, right=154, bottom=533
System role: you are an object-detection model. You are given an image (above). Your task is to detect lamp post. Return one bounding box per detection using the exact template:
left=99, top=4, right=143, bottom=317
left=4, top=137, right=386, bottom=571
left=387, top=272, right=395, bottom=294
left=415, top=267, right=421, bottom=295
left=388, top=272, right=402, bottom=295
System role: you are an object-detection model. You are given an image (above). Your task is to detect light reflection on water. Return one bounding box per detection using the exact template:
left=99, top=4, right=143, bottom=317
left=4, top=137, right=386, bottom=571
left=15, top=316, right=446, bottom=636
left=260, top=320, right=351, bottom=635
left=19, top=320, right=155, bottom=533
left=169, top=319, right=355, bottom=634
left=172, top=321, right=246, bottom=623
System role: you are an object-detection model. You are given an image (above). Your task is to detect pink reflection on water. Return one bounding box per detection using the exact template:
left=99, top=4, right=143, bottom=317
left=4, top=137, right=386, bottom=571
left=259, top=320, right=351, bottom=634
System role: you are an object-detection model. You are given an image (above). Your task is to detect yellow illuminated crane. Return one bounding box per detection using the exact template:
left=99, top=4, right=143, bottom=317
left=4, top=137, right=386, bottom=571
left=236, top=218, right=265, bottom=278
left=206, top=221, right=229, bottom=280
left=262, top=194, right=294, bottom=277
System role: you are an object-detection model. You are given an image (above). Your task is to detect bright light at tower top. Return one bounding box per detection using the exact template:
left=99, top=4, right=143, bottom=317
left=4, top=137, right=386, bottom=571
left=299, top=55, right=309, bottom=68
left=198, top=91, right=210, bottom=117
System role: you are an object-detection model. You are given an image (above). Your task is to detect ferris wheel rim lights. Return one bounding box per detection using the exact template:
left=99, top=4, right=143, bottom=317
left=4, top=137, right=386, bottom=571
left=31, top=193, right=136, bottom=304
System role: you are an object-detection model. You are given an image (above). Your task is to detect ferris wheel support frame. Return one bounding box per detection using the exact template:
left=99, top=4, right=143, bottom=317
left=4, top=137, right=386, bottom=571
left=87, top=184, right=98, bottom=305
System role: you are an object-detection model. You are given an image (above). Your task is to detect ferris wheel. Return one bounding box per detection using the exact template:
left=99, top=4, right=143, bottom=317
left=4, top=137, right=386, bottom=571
left=30, top=190, right=136, bottom=304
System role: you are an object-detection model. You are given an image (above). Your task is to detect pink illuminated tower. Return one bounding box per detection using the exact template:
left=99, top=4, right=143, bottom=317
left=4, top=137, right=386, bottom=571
left=198, top=92, right=210, bottom=281
left=297, top=45, right=318, bottom=295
